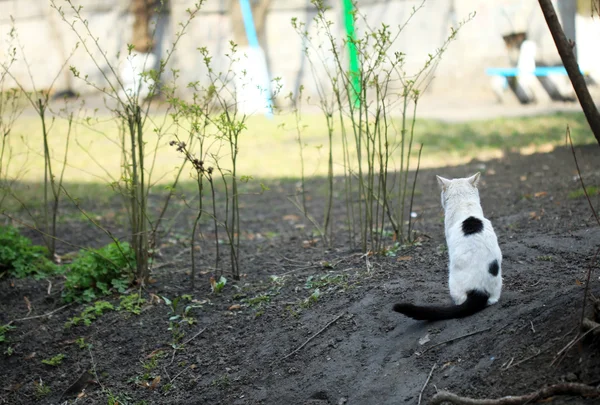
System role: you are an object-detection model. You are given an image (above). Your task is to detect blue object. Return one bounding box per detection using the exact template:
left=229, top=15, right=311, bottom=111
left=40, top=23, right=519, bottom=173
left=238, top=0, right=273, bottom=118
left=239, top=0, right=260, bottom=48
left=486, top=66, right=583, bottom=77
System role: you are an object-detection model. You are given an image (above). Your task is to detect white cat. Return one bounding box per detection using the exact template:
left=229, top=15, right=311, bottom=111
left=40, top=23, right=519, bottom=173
left=393, top=172, right=502, bottom=321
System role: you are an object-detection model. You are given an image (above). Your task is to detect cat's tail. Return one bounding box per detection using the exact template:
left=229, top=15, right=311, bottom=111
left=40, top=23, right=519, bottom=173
left=392, top=290, right=489, bottom=321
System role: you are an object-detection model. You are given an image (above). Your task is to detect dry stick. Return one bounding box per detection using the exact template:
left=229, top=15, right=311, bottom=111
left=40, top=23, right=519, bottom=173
left=182, top=327, right=206, bottom=346
left=429, top=382, right=600, bottom=405
left=550, top=323, right=600, bottom=366
left=9, top=303, right=72, bottom=324
left=170, top=364, right=191, bottom=383
left=277, top=312, right=345, bottom=363
left=538, top=0, right=600, bottom=146
left=417, top=327, right=492, bottom=356
left=582, top=318, right=600, bottom=335
left=418, top=363, right=437, bottom=405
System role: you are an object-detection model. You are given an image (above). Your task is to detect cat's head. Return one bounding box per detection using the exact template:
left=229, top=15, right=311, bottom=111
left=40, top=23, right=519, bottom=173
left=436, top=172, right=481, bottom=210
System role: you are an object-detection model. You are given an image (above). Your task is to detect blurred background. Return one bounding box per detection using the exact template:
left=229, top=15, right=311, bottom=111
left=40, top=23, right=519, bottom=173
left=1, top=0, right=599, bottom=114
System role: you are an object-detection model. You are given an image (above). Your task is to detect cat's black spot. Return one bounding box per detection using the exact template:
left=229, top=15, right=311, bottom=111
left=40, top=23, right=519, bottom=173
left=488, top=259, right=499, bottom=277
left=462, top=216, right=483, bottom=236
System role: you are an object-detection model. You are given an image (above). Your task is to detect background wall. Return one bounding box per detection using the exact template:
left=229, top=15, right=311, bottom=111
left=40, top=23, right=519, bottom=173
left=0, top=0, right=591, bottom=106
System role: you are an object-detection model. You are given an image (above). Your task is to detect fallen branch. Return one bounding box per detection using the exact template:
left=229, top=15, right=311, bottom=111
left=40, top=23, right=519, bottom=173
left=551, top=323, right=600, bottom=366
left=182, top=327, right=206, bottom=346
left=582, top=318, right=600, bottom=336
left=277, top=312, right=345, bottom=363
left=429, top=382, right=600, bottom=405
left=417, top=327, right=492, bottom=356
left=9, top=303, right=72, bottom=324
left=418, top=363, right=437, bottom=405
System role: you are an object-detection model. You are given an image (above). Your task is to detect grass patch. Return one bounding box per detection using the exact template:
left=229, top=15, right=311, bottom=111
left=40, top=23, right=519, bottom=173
left=4, top=112, right=594, bottom=183
left=568, top=185, right=599, bottom=199
left=41, top=353, right=65, bottom=366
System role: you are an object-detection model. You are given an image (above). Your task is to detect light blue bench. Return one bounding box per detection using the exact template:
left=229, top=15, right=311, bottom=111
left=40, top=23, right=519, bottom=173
left=485, top=66, right=582, bottom=77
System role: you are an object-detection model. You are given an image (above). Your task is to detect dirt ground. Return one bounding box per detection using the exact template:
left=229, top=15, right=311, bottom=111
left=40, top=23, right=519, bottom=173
left=1, top=142, right=600, bottom=405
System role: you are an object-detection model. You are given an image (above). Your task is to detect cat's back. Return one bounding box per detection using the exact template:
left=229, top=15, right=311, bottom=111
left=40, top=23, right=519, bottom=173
left=447, top=214, right=501, bottom=260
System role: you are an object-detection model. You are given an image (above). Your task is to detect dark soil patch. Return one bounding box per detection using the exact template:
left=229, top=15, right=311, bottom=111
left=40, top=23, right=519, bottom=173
left=1, top=144, right=600, bottom=405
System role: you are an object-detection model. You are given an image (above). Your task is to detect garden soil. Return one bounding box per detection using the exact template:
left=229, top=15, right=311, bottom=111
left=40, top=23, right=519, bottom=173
left=1, top=143, right=600, bottom=405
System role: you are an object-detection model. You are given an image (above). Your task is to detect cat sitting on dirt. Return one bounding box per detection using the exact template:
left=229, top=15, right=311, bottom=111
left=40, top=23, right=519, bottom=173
left=393, top=172, right=502, bottom=321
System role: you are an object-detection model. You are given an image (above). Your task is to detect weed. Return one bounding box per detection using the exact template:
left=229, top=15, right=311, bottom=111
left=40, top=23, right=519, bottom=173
left=118, top=292, right=146, bottom=315
left=63, top=241, right=136, bottom=302
left=74, top=337, right=89, bottom=349
left=537, top=255, right=554, bottom=261
left=304, top=274, right=347, bottom=291
left=163, top=295, right=202, bottom=346
left=212, top=374, right=231, bottom=389
left=568, top=186, right=599, bottom=199
left=65, top=301, right=114, bottom=328
left=142, top=350, right=165, bottom=372
left=4, top=346, right=14, bottom=356
left=34, top=379, right=51, bottom=399
left=0, top=226, right=58, bottom=279
left=210, top=275, right=227, bottom=294
left=41, top=353, right=65, bottom=366
left=0, top=323, right=15, bottom=343
left=243, top=294, right=271, bottom=308
left=300, top=288, right=321, bottom=309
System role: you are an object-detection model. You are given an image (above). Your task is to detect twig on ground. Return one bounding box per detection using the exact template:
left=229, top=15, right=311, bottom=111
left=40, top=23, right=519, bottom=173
left=182, top=327, right=206, bottom=346
left=163, top=365, right=171, bottom=383
left=58, top=369, right=95, bottom=401
left=279, top=264, right=319, bottom=276
left=87, top=346, right=107, bottom=393
left=551, top=323, right=600, bottom=366
left=505, top=348, right=543, bottom=370
left=418, top=363, right=437, bottom=405
left=9, top=303, right=71, bottom=324
left=582, top=317, right=600, bottom=335
left=529, top=320, right=535, bottom=333
left=169, top=328, right=207, bottom=366
left=417, top=326, right=492, bottom=356
left=152, top=247, right=192, bottom=270
left=170, top=365, right=191, bottom=383
left=276, top=312, right=345, bottom=363
left=429, top=382, right=600, bottom=405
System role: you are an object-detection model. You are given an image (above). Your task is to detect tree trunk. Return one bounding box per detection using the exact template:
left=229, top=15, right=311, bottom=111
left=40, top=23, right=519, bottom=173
left=538, top=0, right=600, bottom=146
left=229, top=0, right=273, bottom=46
left=131, top=0, right=155, bottom=52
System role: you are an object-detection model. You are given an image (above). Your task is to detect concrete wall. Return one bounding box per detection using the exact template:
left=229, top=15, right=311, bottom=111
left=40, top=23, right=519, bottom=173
left=0, top=0, right=582, bottom=105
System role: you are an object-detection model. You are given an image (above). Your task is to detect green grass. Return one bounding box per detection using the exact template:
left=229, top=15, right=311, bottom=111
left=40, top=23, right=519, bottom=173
left=3, top=111, right=594, bottom=187
left=568, top=185, right=599, bottom=199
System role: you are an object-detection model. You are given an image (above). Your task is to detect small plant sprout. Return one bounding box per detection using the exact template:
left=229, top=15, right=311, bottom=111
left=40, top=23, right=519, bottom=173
left=210, top=275, right=227, bottom=294
left=42, top=353, right=65, bottom=366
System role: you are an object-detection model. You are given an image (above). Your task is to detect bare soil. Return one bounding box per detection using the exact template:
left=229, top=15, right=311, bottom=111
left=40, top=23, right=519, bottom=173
left=1, top=143, right=600, bottom=405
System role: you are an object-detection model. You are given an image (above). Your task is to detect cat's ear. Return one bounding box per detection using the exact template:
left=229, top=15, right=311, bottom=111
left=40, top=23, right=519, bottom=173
left=467, top=172, right=481, bottom=187
left=436, top=175, right=450, bottom=189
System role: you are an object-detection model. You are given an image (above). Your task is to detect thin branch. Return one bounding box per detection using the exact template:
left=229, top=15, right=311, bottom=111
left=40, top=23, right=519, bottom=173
left=538, top=0, right=600, bottom=146
left=182, top=327, right=206, bottom=346
left=417, top=327, right=492, bottom=356
left=9, top=303, right=72, bottom=323
left=429, top=383, right=600, bottom=405
left=276, top=312, right=345, bottom=363
left=418, top=363, right=437, bottom=405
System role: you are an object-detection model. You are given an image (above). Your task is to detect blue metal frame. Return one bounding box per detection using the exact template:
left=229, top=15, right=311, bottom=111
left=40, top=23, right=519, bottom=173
left=485, top=66, right=584, bottom=77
